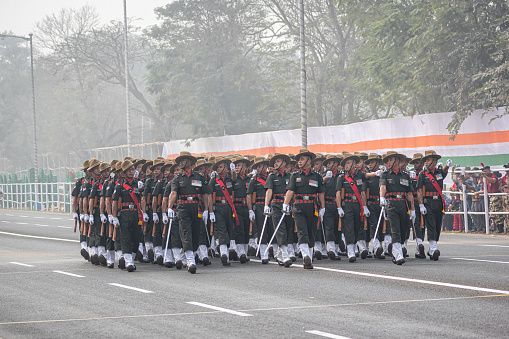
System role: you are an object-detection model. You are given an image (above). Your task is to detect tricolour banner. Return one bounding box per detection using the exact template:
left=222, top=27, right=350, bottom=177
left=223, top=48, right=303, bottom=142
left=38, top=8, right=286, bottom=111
left=163, top=108, right=509, bottom=167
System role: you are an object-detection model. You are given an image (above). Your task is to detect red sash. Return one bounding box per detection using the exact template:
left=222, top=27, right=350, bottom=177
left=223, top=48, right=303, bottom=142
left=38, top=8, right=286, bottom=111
left=216, top=178, right=240, bottom=226
left=344, top=174, right=364, bottom=221
left=121, top=182, right=145, bottom=228
left=424, top=171, right=446, bottom=212
left=255, top=177, right=266, bottom=186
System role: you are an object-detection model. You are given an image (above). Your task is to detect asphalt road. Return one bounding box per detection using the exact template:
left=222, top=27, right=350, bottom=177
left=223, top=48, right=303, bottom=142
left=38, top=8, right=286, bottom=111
left=0, top=209, right=508, bottom=339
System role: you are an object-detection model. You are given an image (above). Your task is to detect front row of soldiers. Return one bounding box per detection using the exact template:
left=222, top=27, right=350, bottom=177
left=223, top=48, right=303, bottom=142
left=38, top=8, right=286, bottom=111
left=72, top=148, right=450, bottom=273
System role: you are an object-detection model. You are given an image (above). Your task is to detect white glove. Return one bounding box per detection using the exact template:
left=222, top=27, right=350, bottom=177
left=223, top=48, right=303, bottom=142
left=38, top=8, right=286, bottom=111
left=230, top=163, right=236, bottom=172
left=251, top=169, right=258, bottom=176
left=210, top=171, right=218, bottom=179
left=381, top=166, right=387, bottom=172
left=419, top=204, right=427, bottom=215
left=210, top=212, right=216, bottom=223
left=363, top=206, right=370, bottom=217
left=80, top=214, right=85, bottom=222
left=112, top=217, right=120, bottom=228
left=202, top=210, right=209, bottom=222
left=143, top=213, right=149, bottom=222
left=162, top=213, right=169, bottom=224
left=110, top=172, right=115, bottom=179
left=282, top=204, right=291, bottom=213
left=100, top=214, right=107, bottom=223
left=437, top=162, right=443, bottom=170
left=134, top=170, right=139, bottom=178
left=73, top=212, right=79, bottom=220
left=153, top=213, right=159, bottom=223
left=325, top=171, right=332, bottom=178
left=249, top=210, right=255, bottom=221
left=380, top=197, right=387, bottom=206
left=446, top=159, right=452, bottom=167
left=319, top=208, right=325, bottom=219
left=410, top=210, right=416, bottom=223
left=264, top=205, right=271, bottom=214
left=375, top=169, right=383, bottom=177
left=138, top=181, right=143, bottom=189
left=89, top=215, right=94, bottom=225
left=337, top=207, right=345, bottom=217
left=167, top=208, right=175, bottom=219
left=84, top=214, right=90, bottom=223
left=409, top=171, right=416, bottom=180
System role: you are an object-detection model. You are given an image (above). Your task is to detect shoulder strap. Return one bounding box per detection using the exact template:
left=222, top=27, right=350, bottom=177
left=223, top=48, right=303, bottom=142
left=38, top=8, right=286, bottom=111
left=424, top=171, right=446, bottom=212
left=216, top=178, right=239, bottom=226
left=121, top=182, right=145, bottom=228
left=344, top=174, right=364, bottom=221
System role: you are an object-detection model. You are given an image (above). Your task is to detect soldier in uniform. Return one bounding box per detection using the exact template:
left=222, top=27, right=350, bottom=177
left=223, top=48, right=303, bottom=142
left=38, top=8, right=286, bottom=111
left=168, top=152, right=211, bottom=273
left=100, top=160, right=117, bottom=268
left=312, top=153, right=326, bottom=259
left=379, top=151, right=416, bottom=265
left=247, top=157, right=273, bottom=263
left=363, top=153, right=385, bottom=259
left=417, top=150, right=451, bottom=261
left=73, top=160, right=89, bottom=260
left=321, top=154, right=343, bottom=260
left=141, top=160, right=157, bottom=263
left=408, top=153, right=426, bottom=258
left=82, top=158, right=101, bottom=265
left=208, top=157, right=237, bottom=266
left=232, top=156, right=252, bottom=263
left=336, top=153, right=368, bottom=262
left=111, top=160, right=143, bottom=272
left=398, top=154, right=413, bottom=258
left=193, top=159, right=213, bottom=265
left=283, top=149, right=325, bottom=269
left=264, top=153, right=293, bottom=267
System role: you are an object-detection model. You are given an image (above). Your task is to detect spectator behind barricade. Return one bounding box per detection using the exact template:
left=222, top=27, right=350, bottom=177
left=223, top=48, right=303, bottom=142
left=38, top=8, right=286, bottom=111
left=501, top=164, right=509, bottom=187
left=471, top=168, right=485, bottom=232
left=488, top=170, right=504, bottom=233
left=503, top=185, right=509, bottom=233
left=448, top=184, right=463, bottom=231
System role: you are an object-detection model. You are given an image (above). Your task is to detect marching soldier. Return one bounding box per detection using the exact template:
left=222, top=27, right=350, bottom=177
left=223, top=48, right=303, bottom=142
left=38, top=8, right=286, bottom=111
left=312, top=153, right=326, bottom=259
left=408, top=153, right=426, bottom=258
left=283, top=149, right=325, bottom=269
left=208, top=156, right=237, bottom=266
left=322, top=154, right=342, bottom=260
left=336, top=152, right=368, bottom=262
left=193, top=159, right=213, bottom=265
left=265, top=153, right=293, bottom=267
left=141, top=160, right=157, bottom=263
left=232, top=156, right=252, bottom=263
left=111, top=160, right=144, bottom=272
left=247, top=157, right=273, bottom=263
left=83, top=158, right=101, bottom=265
left=379, top=151, right=416, bottom=265
left=168, top=151, right=211, bottom=273
left=73, top=160, right=89, bottom=260
left=106, top=161, right=126, bottom=269
left=363, top=153, right=385, bottom=259
left=100, top=160, right=118, bottom=268
left=417, top=150, right=451, bottom=261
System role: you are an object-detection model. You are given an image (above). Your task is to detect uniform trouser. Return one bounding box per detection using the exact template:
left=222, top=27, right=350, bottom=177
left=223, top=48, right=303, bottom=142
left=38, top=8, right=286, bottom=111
left=119, top=210, right=142, bottom=255
left=293, top=202, right=317, bottom=246
left=214, top=204, right=233, bottom=246
left=153, top=210, right=163, bottom=247
left=342, top=201, right=363, bottom=245
left=254, top=203, right=274, bottom=244
left=199, top=218, right=210, bottom=246
left=177, top=203, right=201, bottom=252
left=323, top=203, right=340, bottom=243
left=424, top=199, right=444, bottom=242
left=235, top=205, right=250, bottom=245
left=162, top=216, right=182, bottom=249
left=413, top=199, right=425, bottom=240
left=367, top=203, right=384, bottom=242
left=385, top=200, right=409, bottom=244
left=144, top=208, right=154, bottom=243
left=92, top=211, right=106, bottom=247
left=271, top=202, right=293, bottom=246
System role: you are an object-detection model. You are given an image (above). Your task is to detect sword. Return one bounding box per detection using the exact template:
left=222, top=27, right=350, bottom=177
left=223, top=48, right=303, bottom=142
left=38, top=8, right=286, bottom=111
left=255, top=214, right=269, bottom=257
left=265, top=212, right=287, bottom=255
left=163, top=217, right=173, bottom=263
left=372, top=206, right=385, bottom=244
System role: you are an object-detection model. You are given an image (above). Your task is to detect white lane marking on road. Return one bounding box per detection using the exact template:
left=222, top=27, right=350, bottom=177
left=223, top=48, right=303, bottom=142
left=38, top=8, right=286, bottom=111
left=186, top=302, right=253, bottom=317
left=306, top=330, right=351, bottom=339
left=5, top=214, right=13, bottom=216
left=480, top=244, right=509, bottom=248
left=16, top=222, right=28, bottom=225
left=0, top=231, right=79, bottom=243
left=53, top=270, right=84, bottom=278
left=19, top=215, right=28, bottom=218
left=250, top=259, right=509, bottom=294
left=1, top=221, right=8, bottom=223
left=34, top=216, right=44, bottom=219
left=57, top=226, right=72, bottom=229
left=108, top=283, right=153, bottom=294
left=451, top=258, right=509, bottom=264
left=9, top=262, right=34, bottom=267
left=50, top=217, right=62, bottom=220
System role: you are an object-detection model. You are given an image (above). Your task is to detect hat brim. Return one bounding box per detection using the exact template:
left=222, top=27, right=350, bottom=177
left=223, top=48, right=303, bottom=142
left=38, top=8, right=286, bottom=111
left=340, top=155, right=360, bottom=167
left=88, top=163, right=100, bottom=171
left=422, top=154, right=441, bottom=162
left=295, top=152, right=316, bottom=162
left=269, top=154, right=290, bottom=167
left=212, top=159, right=232, bottom=170
left=365, top=157, right=381, bottom=164
left=323, top=157, right=341, bottom=166
left=233, top=158, right=252, bottom=167
left=175, top=155, right=197, bottom=166
left=150, top=162, right=164, bottom=171
left=409, top=158, right=423, bottom=165
left=253, top=160, right=269, bottom=167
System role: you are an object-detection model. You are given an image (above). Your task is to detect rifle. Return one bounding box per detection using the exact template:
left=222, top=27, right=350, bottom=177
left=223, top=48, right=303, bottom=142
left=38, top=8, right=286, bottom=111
left=73, top=218, right=77, bottom=233
left=338, top=188, right=345, bottom=231
left=420, top=186, right=426, bottom=229
left=100, top=222, right=105, bottom=237
left=364, top=188, right=369, bottom=231
left=210, top=191, right=216, bottom=235
left=112, top=197, right=122, bottom=241
left=109, top=223, right=113, bottom=238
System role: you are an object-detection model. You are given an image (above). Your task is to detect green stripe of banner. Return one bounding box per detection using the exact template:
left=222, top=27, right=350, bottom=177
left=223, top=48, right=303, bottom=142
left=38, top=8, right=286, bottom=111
left=442, top=154, right=509, bottom=167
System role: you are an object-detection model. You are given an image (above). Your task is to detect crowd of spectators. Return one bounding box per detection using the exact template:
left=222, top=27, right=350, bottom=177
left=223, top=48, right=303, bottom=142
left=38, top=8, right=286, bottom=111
left=446, top=164, right=509, bottom=233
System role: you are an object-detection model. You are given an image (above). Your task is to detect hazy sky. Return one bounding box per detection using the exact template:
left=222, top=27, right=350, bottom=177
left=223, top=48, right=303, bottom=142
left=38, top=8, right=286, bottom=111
left=0, top=0, right=172, bottom=35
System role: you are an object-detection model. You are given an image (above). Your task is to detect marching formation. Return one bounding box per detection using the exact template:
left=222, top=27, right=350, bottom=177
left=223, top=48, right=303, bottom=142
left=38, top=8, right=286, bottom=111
left=72, top=149, right=450, bottom=273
